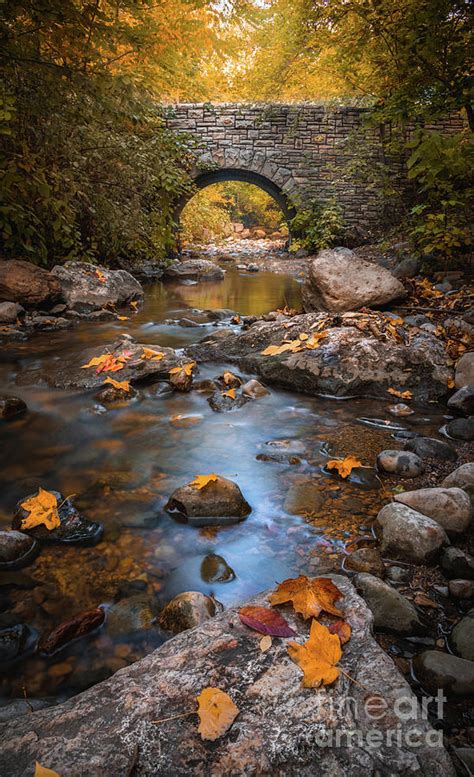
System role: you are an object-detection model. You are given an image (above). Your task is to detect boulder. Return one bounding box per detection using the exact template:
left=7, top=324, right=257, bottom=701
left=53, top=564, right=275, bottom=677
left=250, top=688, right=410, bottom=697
left=159, top=591, right=222, bottom=634
left=355, top=573, right=424, bottom=635
left=394, top=487, right=472, bottom=535
left=447, top=385, right=474, bottom=416
left=0, top=301, right=23, bottom=323
left=376, top=503, right=449, bottom=564
left=302, top=247, right=406, bottom=313
left=0, top=260, right=61, bottom=307
left=405, top=436, right=457, bottom=462
left=0, top=577, right=455, bottom=777
left=187, top=313, right=452, bottom=401
left=445, top=416, right=474, bottom=441
left=13, top=490, right=103, bottom=546
left=0, top=531, right=39, bottom=571
left=51, top=261, right=143, bottom=313
left=448, top=579, right=474, bottom=599
left=451, top=609, right=474, bottom=661
left=455, top=352, right=474, bottom=388
left=0, top=396, right=27, bottom=420
left=165, top=475, right=251, bottom=526
left=376, top=450, right=424, bottom=477
left=345, top=547, right=385, bottom=577
left=413, top=650, right=474, bottom=697
left=163, top=259, right=224, bottom=283
left=442, top=463, right=474, bottom=497
left=440, top=547, right=474, bottom=580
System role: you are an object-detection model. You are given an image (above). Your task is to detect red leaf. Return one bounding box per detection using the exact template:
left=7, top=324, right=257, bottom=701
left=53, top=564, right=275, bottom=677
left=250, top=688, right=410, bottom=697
left=327, top=620, right=352, bottom=645
left=239, top=606, right=296, bottom=637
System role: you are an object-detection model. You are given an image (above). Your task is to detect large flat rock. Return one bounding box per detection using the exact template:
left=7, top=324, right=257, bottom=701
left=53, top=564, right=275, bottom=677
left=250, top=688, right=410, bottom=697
left=188, top=312, right=452, bottom=400
left=0, top=577, right=454, bottom=776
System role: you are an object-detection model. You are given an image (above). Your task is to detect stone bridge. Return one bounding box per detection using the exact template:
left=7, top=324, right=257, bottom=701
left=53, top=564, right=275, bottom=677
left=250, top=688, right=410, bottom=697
left=162, top=103, right=463, bottom=237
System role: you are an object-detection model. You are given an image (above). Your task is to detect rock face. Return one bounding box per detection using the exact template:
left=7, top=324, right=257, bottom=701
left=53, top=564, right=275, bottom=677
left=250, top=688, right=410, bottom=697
left=51, top=261, right=143, bottom=313
left=302, top=247, right=406, bottom=313
left=159, top=591, right=222, bottom=634
left=455, top=352, right=474, bottom=388
left=377, top=450, right=425, bottom=477
left=0, top=531, right=39, bottom=571
left=163, top=259, right=225, bottom=283
left=451, top=609, right=474, bottom=661
left=376, top=503, right=449, bottom=564
left=165, top=475, right=251, bottom=526
left=187, top=313, right=452, bottom=400
left=413, top=650, right=474, bottom=697
left=0, top=578, right=454, bottom=777
left=394, top=487, right=472, bottom=535
left=0, top=260, right=61, bottom=307
left=355, top=573, right=424, bottom=635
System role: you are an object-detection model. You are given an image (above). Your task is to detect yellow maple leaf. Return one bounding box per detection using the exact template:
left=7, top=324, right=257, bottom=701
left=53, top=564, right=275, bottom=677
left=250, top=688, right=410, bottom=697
left=103, top=376, right=130, bottom=393
left=269, top=575, right=343, bottom=619
left=304, top=330, right=329, bottom=349
left=20, top=488, right=61, bottom=531
left=288, top=619, right=342, bottom=688
left=117, top=315, right=129, bottom=321
left=326, top=455, right=362, bottom=478
left=222, top=388, right=236, bottom=399
left=387, top=387, right=413, bottom=400
left=141, top=348, right=165, bottom=361
left=299, top=332, right=309, bottom=341
left=35, top=763, right=61, bottom=777
left=81, top=354, right=110, bottom=370
left=196, top=687, right=239, bottom=741
left=190, top=473, right=219, bottom=490
left=95, top=269, right=107, bottom=284
left=223, top=370, right=241, bottom=386
left=169, top=361, right=196, bottom=376
left=261, top=339, right=303, bottom=356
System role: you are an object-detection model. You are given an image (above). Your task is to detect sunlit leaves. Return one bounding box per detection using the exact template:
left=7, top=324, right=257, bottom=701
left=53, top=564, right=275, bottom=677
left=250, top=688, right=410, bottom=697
left=288, top=620, right=342, bottom=688
left=261, top=331, right=328, bottom=357
left=20, top=488, right=61, bottom=531
left=190, top=474, right=219, bottom=490
left=269, top=575, right=343, bottom=619
left=326, top=456, right=363, bottom=479
left=103, top=376, right=130, bottom=393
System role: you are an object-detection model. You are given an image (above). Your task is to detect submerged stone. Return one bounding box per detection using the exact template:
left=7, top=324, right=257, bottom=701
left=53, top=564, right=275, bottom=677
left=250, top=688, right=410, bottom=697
left=0, top=531, right=39, bottom=571
left=159, top=591, right=222, bottom=634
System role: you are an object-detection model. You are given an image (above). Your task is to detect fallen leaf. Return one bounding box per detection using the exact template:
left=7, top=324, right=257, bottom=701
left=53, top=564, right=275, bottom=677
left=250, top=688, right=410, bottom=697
left=387, top=388, right=413, bottom=400
left=130, top=300, right=139, bottom=310
left=103, top=376, right=130, bottom=393
left=196, top=687, right=239, bottom=741
left=299, top=332, right=309, bottom=341
left=447, top=377, right=455, bottom=389
left=169, top=361, right=196, bottom=377
left=259, top=635, right=272, bottom=652
left=239, top=605, right=296, bottom=637
left=326, top=456, right=362, bottom=478
left=20, top=488, right=61, bottom=531
left=141, top=347, right=165, bottom=361
left=288, top=619, right=342, bottom=688
left=190, top=473, right=219, bottom=490
left=95, top=269, right=107, bottom=284
left=117, top=315, right=129, bottom=321
left=304, top=330, right=329, bottom=349
left=96, top=355, right=126, bottom=374
left=81, top=354, right=111, bottom=370
left=223, top=370, right=241, bottom=386
left=414, top=592, right=439, bottom=609
left=35, top=764, right=61, bottom=777
left=269, top=575, right=343, bottom=619
left=327, top=620, right=352, bottom=645
left=261, top=339, right=303, bottom=356
left=222, top=388, right=236, bottom=399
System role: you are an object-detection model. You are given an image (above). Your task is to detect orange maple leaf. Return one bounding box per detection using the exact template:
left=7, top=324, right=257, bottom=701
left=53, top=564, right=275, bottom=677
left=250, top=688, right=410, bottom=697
left=169, top=361, right=196, bottom=377
left=196, top=687, right=239, bottom=741
left=103, top=376, right=130, bottom=393
left=269, top=575, right=343, bottom=619
left=222, top=388, right=236, bottom=399
left=387, top=388, right=413, bottom=400
left=95, top=269, right=107, bottom=284
left=190, top=474, right=219, bottom=490
left=288, top=619, right=342, bottom=688
left=141, top=348, right=165, bottom=361
left=20, top=488, right=61, bottom=531
left=326, top=456, right=362, bottom=478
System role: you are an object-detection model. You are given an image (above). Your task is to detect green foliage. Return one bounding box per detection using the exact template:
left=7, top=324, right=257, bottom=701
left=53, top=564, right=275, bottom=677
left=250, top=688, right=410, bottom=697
left=290, top=201, right=344, bottom=253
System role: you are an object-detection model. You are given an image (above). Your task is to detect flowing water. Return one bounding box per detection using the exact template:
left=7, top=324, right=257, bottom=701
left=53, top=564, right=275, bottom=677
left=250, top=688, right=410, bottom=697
left=0, top=264, right=448, bottom=704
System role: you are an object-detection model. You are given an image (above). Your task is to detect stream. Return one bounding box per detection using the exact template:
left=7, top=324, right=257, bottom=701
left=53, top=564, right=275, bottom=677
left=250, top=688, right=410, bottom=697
left=0, top=262, right=450, bottom=705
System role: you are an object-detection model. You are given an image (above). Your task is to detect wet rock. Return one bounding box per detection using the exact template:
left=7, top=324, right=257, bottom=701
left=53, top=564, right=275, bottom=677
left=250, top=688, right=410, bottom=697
left=51, top=261, right=143, bottom=313
left=451, top=609, right=474, bottom=661
left=445, top=416, right=474, bottom=441
left=405, top=436, right=457, bottom=462
left=0, top=531, right=39, bottom=571
left=0, top=260, right=61, bottom=308
left=387, top=403, right=414, bottom=417
left=441, top=547, right=474, bottom=580
left=207, top=390, right=249, bottom=413
left=165, top=476, right=251, bottom=526
left=0, top=577, right=454, bottom=777
left=192, top=379, right=217, bottom=394
left=241, top=378, right=270, bottom=399
left=455, top=352, right=474, bottom=388
left=355, top=573, right=424, bottom=635
left=448, top=385, right=474, bottom=416
left=200, top=554, right=235, bottom=583
left=376, top=503, right=448, bottom=564
left=376, top=450, right=424, bottom=477
left=0, top=699, right=51, bottom=723
left=0, top=302, right=23, bottom=323
left=39, top=607, right=105, bottom=655
left=163, top=259, right=224, bottom=283
left=178, top=317, right=200, bottom=328
left=442, top=463, right=474, bottom=500
left=302, top=247, right=406, bottom=313
left=394, top=487, right=472, bottom=535
left=448, top=579, right=474, bottom=599
left=13, top=490, right=104, bottom=546
left=0, top=623, right=37, bottom=663
left=283, top=481, right=324, bottom=514
left=346, top=548, right=385, bottom=577
left=187, top=313, right=451, bottom=400
left=256, top=452, right=301, bottom=465
left=0, top=396, right=27, bottom=420
left=95, top=384, right=137, bottom=404
left=413, top=650, right=474, bottom=697
left=203, top=308, right=236, bottom=321
left=107, top=594, right=154, bottom=638
left=159, top=591, right=222, bottom=634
